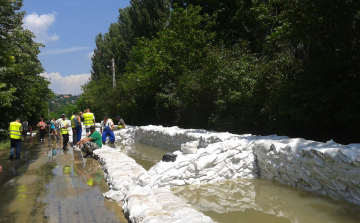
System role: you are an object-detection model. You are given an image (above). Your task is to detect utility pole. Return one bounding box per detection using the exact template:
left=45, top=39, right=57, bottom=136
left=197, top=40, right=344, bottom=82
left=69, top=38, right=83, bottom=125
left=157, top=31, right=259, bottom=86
left=112, top=58, right=116, bottom=88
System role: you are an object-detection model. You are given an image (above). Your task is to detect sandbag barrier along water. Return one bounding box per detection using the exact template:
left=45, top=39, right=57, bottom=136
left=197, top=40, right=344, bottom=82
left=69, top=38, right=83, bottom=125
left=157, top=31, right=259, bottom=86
left=92, top=124, right=360, bottom=223
left=109, top=125, right=360, bottom=205
left=93, top=146, right=214, bottom=223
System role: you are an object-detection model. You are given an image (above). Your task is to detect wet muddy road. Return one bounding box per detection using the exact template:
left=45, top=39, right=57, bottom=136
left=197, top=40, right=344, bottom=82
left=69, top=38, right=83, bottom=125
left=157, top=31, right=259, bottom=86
left=0, top=136, right=127, bottom=223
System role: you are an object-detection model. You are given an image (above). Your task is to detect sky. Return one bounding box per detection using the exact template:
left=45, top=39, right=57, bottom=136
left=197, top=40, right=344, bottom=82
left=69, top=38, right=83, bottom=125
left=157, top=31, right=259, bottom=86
left=21, top=0, right=131, bottom=95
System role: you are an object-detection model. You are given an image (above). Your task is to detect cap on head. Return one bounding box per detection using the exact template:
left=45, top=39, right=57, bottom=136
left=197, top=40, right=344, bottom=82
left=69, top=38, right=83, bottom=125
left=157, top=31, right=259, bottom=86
left=62, top=114, right=66, bottom=117
left=16, top=117, right=21, bottom=121
left=89, top=126, right=95, bottom=130
left=116, top=116, right=121, bottom=119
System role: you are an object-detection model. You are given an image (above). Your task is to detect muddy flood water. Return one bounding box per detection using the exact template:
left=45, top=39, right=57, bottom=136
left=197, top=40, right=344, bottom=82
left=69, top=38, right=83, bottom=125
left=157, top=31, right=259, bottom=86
left=0, top=136, right=127, bottom=223
left=2, top=137, right=360, bottom=223
left=115, top=142, right=360, bottom=223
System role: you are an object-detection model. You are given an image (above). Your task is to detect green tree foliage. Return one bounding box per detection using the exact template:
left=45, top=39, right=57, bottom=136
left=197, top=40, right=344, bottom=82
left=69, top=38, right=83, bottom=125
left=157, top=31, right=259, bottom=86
left=83, top=0, right=360, bottom=143
left=81, top=0, right=171, bottom=119
left=0, top=0, right=54, bottom=131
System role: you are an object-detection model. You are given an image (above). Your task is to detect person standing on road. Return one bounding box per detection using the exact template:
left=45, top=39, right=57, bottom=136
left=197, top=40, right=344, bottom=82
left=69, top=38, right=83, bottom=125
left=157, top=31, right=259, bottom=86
left=56, top=115, right=62, bottom=140
left=22, top=118, right=28, bottom=142
left=116, top=116, right=126, bottom=129
left=83, top=108, right=95, bottom=137
left=75, top=112, right=82, bottom=143
left=71, top=111, right=78, bottom=145
left=9, top=118, right=23, bottom=160
left=100, top=116, right=115, bottom=144
left=38, top=118, right=46, bottom=141
left=59, top=114, right=69, bottom=151
left=50, top=117, right=56, bottom=140
left=46, top=119, right=51, bottom=135
left=76, top=126, right=102, bottom=158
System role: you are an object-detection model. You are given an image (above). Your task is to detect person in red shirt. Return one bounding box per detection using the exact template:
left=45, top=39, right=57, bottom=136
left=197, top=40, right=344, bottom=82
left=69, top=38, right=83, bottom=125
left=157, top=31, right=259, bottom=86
left=37, top=118, right=46, bottom=142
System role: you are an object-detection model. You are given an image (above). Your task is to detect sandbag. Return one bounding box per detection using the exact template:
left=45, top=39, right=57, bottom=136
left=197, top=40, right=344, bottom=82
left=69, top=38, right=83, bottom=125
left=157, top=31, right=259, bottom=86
left=181, top=140, right=198, bottom=154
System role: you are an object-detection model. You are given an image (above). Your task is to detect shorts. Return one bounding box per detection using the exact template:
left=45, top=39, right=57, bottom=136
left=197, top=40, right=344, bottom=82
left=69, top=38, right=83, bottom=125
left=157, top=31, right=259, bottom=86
left=23, top=130, right=28, bottom=136
left=11, top=138, right=21, bottom=147
left=85, top=125, right=91, bottom=133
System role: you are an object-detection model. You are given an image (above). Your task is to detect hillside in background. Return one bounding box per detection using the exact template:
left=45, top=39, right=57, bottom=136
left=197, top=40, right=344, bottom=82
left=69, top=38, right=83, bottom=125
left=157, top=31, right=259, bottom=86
left=47, top=94, right=79, bottom=119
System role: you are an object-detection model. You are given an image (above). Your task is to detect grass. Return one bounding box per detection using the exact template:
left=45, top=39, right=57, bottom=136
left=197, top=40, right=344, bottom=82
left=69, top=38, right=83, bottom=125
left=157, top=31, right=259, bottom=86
left=0, top=139, right=10, bottom=152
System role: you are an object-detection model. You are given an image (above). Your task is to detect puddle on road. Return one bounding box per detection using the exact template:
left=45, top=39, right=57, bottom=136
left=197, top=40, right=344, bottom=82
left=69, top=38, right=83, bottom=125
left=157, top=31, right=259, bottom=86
left=0, top=137, right=128, bottom=223
left=171, top=178, right=360, bottom=223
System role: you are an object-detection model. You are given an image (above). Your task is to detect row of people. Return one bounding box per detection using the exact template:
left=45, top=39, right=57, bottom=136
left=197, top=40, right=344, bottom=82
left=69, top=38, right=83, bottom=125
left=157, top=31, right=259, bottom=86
left=8, top=109, right=126, bottom=159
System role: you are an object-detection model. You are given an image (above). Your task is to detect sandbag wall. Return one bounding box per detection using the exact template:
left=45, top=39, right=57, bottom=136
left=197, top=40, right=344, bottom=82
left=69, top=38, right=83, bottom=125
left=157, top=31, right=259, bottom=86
left=134, top=125, right=242, bottom=151
left=254, top=138, right=360, bottom=204
left=148, top=139, right=258, bottom=187
left=112, top=125, right=360, bottom=204
left=93, top=146, right=214, bottom=223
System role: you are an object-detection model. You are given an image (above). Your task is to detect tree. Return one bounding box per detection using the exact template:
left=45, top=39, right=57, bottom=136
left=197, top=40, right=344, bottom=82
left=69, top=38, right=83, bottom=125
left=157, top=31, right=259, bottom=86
left=0, top=0, right=54, bottom=131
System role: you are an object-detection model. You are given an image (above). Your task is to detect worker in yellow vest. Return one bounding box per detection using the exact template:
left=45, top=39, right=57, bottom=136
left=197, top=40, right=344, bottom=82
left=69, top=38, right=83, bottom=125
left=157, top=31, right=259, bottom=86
left=60, top=114, right=70, bottom=151
left=116, top=116, right=126, bottom=129
left=83, top=108, right=95, bottom=137
left=9, top=118, right=23, bottom=160
left=70, top=111, right=78, bottom=145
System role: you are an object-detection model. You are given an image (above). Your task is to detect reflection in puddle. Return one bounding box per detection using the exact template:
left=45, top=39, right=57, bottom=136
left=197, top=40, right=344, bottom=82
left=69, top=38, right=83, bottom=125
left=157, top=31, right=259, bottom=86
left=0, top=137, right=128, bottom=223
left=172, top=178, right=360, bottom=223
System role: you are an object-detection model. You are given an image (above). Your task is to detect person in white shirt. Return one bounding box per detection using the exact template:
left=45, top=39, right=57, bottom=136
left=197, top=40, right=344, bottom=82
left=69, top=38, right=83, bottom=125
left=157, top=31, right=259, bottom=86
left=100, top=116, right=115, bottom=144
left=56, top=116, right=63, bottom=140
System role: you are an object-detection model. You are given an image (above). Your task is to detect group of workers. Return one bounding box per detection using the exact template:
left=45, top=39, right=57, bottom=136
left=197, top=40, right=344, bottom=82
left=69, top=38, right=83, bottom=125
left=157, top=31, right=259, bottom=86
left=8, top=108, right=126, bottom=160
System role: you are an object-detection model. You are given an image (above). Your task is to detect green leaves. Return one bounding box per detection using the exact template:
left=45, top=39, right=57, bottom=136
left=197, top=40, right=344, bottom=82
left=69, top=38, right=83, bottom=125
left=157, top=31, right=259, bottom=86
left=83, top=0, right=360, bottom=143
left=0, top=0, right=53, bottom=131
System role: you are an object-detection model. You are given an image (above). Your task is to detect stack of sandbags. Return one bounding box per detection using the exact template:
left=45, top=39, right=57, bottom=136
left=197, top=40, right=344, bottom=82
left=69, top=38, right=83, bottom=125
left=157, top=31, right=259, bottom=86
left=123, top=185, right=214, bottom=223
left=254, top=137, right=360, bottom=204
left=113, top=125, right=137, bottom=145
left=149, top=138, right=258, bottom=188
left=181, top=140, right=199, bottom=154
left=93, top=146, right=151, bottom=202
left=135, top=125, right=245, bottom=152
left=135, top=126, right=198, bottom=151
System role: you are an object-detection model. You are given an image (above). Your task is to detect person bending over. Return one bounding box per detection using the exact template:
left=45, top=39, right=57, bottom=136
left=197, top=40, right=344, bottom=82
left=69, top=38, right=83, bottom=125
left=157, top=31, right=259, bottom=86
left=76, top=126, right=102, bottom=158
left=100, top=116, right=115, bottom=144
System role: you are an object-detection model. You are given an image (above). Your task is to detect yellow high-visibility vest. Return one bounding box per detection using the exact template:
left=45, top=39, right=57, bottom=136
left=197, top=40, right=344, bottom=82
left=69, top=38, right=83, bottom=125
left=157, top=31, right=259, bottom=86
left=71, top=115, right=76, bottom=128
left=83, top=113, right=94, bottom=126
left=10, top=122, right=22, bottom=139
left=60, top=120, right=69, bottom=135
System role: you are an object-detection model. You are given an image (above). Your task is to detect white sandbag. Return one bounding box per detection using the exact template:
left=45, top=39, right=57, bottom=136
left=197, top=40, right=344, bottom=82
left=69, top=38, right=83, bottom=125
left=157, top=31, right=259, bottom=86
left=233, top=151, right=252, bottom=161
left=195, top=154, right=218, bottom=171
left=323, top=147, right=343, bottom=163
left=142, top=216, right=181, bottom=223
left=181, top=140, right=198, bottom=154
left=150, top=162, right=175, bottom=175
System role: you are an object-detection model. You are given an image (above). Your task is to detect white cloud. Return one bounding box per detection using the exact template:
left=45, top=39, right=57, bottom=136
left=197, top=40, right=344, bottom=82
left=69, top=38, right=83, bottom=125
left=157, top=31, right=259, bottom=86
left=40, top=46, right=91, bottom=56
left=40, top=72, right=91, bottom=95
left=87, top=51, right=94, bottom=60
left=23, top=12, right=59, bottom=44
